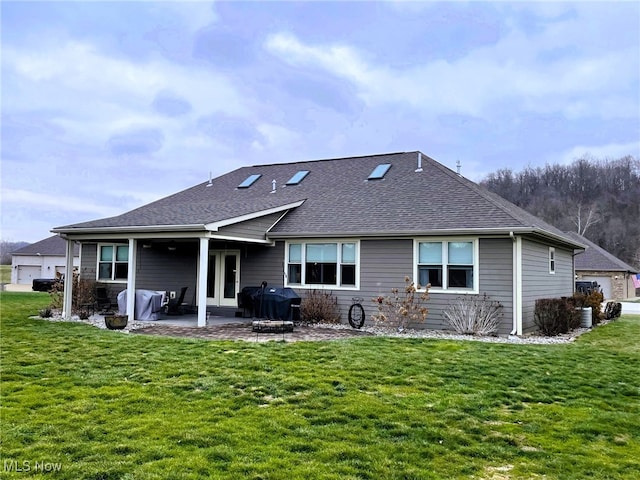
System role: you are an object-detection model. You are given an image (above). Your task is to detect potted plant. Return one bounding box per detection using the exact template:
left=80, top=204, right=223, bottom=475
left=104, top=313, right=128, bottom=330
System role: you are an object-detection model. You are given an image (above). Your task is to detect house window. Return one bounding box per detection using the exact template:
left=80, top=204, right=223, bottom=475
left=416, top=239, right=477, bottom=291
left=98, top=244, right=129, bottom=281
left=286, top=241, right=358, bottom=288
left=549, top=247, right=556, bottom=274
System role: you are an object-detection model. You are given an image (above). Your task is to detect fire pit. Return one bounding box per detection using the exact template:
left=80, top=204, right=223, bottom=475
left=252, top=320, right=294, bottom=333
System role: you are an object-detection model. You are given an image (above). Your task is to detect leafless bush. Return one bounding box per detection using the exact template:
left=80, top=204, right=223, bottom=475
left=49, top=273, right=97, bottom=314
left=73, top=278, right=97, bottom=313
left=48, top=274, right=65, bottom=310
left=372, top=277, right=429, bottom=331
left=300, top=290, right=341, bottom=324
left=443, top=294, right=503, bottom=335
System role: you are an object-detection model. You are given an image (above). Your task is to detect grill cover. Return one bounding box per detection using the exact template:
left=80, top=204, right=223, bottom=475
left=251, top=287, right=301, bottom=321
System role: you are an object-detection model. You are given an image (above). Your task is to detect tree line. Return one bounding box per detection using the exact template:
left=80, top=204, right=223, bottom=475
left=480, top=156, right=640, bottom=270
left=0, top=241, right=29, bottom=265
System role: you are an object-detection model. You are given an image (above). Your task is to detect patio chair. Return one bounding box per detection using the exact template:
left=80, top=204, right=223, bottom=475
left=166, top=287, right=188, bottom=315
left=95, top=287, right=112, bottom=313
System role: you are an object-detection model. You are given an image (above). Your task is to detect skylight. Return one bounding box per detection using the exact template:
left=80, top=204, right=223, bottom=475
left=368, top=163, right=391, bottom=180
left=238, top=174, right=262, bottom=188
left=286, top=170, right=310, bottom=185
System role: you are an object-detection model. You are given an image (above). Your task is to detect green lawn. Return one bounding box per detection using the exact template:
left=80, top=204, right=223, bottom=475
left=0, top=264, right=11, bottom=284
left=1, top=292, right=639, bottom=479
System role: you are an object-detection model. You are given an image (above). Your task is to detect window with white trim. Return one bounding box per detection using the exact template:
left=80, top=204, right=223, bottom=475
left=549, top=247, right=556, bottom=274
left=97, top=244, right=129, bottom=281
left=286, top=241, right=358, bottom=288
left=415, top=239, right=477, bottom=291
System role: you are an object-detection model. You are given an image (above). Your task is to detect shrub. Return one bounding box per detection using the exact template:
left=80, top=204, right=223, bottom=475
left=49, top=273, right=97, bottom=314
left=572, top=290, right=604, bottom=325
left=73, top=278, right=97, bottom=313
left=584, top=290, right=604, bottom=325
left=48, top=275, right=65, bottom=310
left=443, top=293, right=503, bottom=335
left=604, top=301, right=622, bottom=320
left=300, top=290, right=341, bottom=324
left=372, top=277, right=429, bottom=331
left=39, top=307, right=52, bottom=318
left=534, top=298, right=581, bottom=336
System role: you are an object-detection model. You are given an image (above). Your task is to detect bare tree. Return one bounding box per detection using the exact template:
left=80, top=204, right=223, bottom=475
left=572, top=203, right=602, bottom=236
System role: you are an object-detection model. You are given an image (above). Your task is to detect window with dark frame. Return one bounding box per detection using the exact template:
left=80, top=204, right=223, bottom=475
left=98, top=244, right=129, bottom=281
left=287, top=241, right=357, bottom=287
left=417, top=240, right=474, bottom=290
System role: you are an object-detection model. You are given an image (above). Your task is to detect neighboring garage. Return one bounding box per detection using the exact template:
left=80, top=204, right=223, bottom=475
left=10, top=236, right=80, bottom=286
left=16, top=265, right=42, bottom=285
left=579, top=275, right=612, bottom=299
left=566, top=231, right=638, bottom=300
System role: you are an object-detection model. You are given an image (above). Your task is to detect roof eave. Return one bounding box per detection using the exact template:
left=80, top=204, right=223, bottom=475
left=268, top=226, right=581, bottom=243
left=52, top=224, right=206, bottom=236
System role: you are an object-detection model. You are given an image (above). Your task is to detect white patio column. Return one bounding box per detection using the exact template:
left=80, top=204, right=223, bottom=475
left=197, top=237, right=209, bottom=327
left=61, top=238, right=75, bottom=319
left=126, top=238, right=137, bottom=322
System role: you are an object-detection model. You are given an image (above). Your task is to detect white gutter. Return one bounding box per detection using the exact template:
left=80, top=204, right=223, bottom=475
left=510, top=231, right=523, bottom=335
left=206, top=200, right=305, bottom=231
left=52, top=224, right=206, bottom=235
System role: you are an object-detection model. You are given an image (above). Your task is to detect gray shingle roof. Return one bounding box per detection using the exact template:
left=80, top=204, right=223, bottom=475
left=565, top=231, right=638, bottom=273
left=12, top=235, right=79, bottom=256
left=54, top=151, right=580, bottom=245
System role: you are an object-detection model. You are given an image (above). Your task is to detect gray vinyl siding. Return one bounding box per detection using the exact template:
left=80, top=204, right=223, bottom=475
left=352, top=237, right=514, bottom=333
left=255, top=237, right=515, bottom=334
left=521, top=239, right=574, bottom=333
left=79, top=241, right=199, bottom=307
left=217, top=213, right=283, bottom=241
left=135, top=242, right=198, bottom=305
left=80, top=243, right=98, bottom=279
left=240, top=243, right=285, bottom=288
left=477, top=238, right=514, bottom=335
left=79, top=243, right=125, bottom=302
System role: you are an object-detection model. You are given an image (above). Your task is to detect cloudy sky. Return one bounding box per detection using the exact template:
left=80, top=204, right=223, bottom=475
left=2, top=1, right=639, bottom=243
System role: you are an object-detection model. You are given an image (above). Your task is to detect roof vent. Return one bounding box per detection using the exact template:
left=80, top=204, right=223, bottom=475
left=415, top=152, right=423, bottom=172
left=286, top=170, right=309, bottom=185
left=368, top=163, right=391, bottom=180
left=271, top=179, right=277, bottom=193
left=238, top=174, right=261, bottom=188
left=456, top=160, right=462, bottom=176
left=206, top=171, right=213, bottom=187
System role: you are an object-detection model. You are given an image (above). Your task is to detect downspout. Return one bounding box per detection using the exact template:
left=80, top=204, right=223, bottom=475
left=510, top=232, right=522, bottom=335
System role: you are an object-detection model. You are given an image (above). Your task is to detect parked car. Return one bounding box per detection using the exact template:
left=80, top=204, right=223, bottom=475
left=32, top=277, right=63, bottom=292
left=575, top=280, right=600, bottom=295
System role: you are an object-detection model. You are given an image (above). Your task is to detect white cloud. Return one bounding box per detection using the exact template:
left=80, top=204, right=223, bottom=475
left=265, top=18, right=638, bottom=120
left=165, top=1, right=217, bottom=33
left=556, top=141, right=640, bottom=164
left=3, top=40, right=247, bottom=124
left=2, top=189, right=121, bottom=217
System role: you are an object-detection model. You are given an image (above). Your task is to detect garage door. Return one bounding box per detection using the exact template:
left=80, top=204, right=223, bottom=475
left=581, top=276, right=612, bottom=300
left=17, top=266, right=42, bottom=285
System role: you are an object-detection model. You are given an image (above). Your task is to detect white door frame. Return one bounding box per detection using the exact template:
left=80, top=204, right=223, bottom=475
left=207, top=250, right=240, bottom=307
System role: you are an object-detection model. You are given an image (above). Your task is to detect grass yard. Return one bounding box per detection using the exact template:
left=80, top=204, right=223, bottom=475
left=0, top=265, right=11, bottom=284
left=1, top=292, right=639, bottom=479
